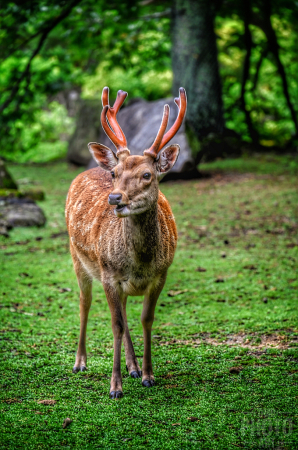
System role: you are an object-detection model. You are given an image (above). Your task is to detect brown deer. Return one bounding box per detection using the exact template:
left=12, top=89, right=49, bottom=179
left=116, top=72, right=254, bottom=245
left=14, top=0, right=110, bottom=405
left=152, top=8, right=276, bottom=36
left=65, top=86, right=187, bottom=398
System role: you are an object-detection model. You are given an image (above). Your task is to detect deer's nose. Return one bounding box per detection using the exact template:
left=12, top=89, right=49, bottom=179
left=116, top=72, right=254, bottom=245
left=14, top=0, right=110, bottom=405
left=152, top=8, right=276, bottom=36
left=108, top=193, right=122, bottom=205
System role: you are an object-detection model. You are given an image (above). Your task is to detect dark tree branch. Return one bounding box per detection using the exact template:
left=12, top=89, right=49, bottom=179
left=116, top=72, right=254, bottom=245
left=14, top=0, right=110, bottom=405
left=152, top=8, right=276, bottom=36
left=0, top=0, right=82, bottom=114
left=240, top=0, right=260, bottom=146
left=0, top=28, right=48, bottom=64
left=251, top=46, right=269, bottom=92
left=261, top=0, right=298, bottom=135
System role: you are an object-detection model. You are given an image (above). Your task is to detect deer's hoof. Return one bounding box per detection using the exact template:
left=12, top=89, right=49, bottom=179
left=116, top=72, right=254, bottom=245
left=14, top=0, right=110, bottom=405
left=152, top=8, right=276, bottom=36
left=130, top=370, right=142, bottom=379
left=72, top=365, right=87, bottom=373
left=142, top=379, right=155, bottom=388
left=110, top=390, right=123, bottom=399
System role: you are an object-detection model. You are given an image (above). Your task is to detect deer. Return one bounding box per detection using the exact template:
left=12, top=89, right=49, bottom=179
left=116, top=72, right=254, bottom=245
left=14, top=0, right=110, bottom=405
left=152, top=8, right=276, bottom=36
left=65, top=86, right=187, bottom=398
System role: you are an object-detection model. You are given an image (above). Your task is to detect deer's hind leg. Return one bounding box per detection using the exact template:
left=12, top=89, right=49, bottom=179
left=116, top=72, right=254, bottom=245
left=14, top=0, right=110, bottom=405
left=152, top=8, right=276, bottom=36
left=71, top=248, right=93, bottom=373
left=123, top=297, right=142, bottom=379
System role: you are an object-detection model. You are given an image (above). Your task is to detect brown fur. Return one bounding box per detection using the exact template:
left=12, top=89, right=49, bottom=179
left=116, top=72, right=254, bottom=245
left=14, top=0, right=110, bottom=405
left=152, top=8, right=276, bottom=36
left=66, top=154, right=177, bottom=397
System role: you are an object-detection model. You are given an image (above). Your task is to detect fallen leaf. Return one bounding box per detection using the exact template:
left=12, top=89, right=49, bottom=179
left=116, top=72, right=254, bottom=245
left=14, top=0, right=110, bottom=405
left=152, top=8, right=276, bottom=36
left=59, top=287, right=71, bottom=293
left=3, top=398, right=22, bottom=404
left=229, top=366, right=243, bottom=374
left=166, top=360, right=173, bottom=364
left=51, top=231, right=68, bottom=239
left=188, top=416, right=199, bottom=422
left=215, top=277, right=224, bottom=283
left=167, top=289, right=188, bottom=297
left=62, top=418, right=72, bottom=429
left=245, top=243, right=256, bottom=249
left=172, top=423, right=181, bottom=426
left=37, top=399, right=56, bottom=405
left=196, top=267, right=206, bottom=272
left=164, top=373, right=174, bottom=379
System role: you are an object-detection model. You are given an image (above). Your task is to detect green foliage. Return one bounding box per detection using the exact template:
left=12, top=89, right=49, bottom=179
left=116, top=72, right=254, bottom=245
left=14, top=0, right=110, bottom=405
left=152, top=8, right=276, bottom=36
left=1, top=159, right=297, bottom=448
left=0, top=1, right=298, bottom=161
left=81, top=18, right=172, bottom=101
left=216, top=13, right=298, bottom=144
left=1, top=100, right=74, bottom=163
left=82, top=62, right=172, bottom=101
left=0, top=1, right=171, bottom=162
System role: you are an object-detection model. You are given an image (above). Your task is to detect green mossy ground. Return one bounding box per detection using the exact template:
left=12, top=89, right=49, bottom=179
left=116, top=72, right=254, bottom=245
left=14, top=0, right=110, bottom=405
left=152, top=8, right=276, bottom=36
left=1, top=156, right=297, bottom=449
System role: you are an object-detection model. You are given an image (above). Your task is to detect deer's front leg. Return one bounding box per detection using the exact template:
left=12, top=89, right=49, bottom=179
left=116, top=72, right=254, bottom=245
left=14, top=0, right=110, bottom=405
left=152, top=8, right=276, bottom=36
left=141, top=273, right=167, bottom=388
left=103, top=281, right=125, bottom=399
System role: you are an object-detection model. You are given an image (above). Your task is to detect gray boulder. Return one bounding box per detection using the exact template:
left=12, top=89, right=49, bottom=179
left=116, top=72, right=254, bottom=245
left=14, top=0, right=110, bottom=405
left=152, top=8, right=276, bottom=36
left=80, top=97, right=195, bottom=174
left=67, top=99, right=101, bottom=166
left=0, top=198, right=46, bottom=236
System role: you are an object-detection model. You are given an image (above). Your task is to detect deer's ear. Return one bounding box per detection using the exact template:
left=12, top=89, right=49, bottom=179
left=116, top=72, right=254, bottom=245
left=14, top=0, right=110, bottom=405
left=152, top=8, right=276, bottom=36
left=88, top=142, right=118, bottom=171
left=156, top=145, right=180, bottom=180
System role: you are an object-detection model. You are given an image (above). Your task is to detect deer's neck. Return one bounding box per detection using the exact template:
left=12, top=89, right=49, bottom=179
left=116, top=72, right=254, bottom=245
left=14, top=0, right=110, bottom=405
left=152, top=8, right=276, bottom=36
left=123, top=205, right=159, bottom=262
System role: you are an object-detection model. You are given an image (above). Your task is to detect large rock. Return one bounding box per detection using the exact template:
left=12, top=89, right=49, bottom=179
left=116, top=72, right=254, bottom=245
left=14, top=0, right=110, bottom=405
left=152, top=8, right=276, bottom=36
left=0, top=159, right=46, bottom=236
left=83, top=97, right=196, bottom=175
left=67, top=99, right=101, bottom=165
left=0, top=197, right=46, bottom=236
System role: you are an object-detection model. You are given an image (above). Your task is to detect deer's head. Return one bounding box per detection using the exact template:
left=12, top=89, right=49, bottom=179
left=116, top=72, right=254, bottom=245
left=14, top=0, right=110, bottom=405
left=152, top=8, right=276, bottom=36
left=89, top=87, right=187, bottom=218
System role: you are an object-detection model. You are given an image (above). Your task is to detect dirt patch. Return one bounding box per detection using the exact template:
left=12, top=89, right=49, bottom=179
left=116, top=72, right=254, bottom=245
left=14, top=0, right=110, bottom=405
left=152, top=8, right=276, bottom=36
left=195, top=172, right=268, bottom=193
left=160, top=332, right=298, bottom=350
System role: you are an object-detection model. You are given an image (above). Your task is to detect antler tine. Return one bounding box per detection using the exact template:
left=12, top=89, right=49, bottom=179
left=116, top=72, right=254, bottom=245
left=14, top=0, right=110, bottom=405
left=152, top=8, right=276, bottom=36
left=100, top=87, right=128, bottom=154
left=158, top=87, right=187, bottom=152
left=144, top=104, right=170, bottom=159
left=102, top=86, right=109, bottom=108
left=101, top=105, right=117, bottom=147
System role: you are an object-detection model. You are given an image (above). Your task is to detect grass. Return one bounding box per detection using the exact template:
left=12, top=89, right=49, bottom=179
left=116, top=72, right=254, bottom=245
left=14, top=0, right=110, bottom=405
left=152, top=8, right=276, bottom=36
left=200, top=153, right=298, bottom=176
left=1, top=155, right=298, bottom=449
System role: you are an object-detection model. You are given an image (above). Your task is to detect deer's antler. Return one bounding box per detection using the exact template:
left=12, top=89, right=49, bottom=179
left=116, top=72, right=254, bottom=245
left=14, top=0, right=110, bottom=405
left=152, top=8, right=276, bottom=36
left=101, top=87, right=129, bottom=156
left=144, top=87, right=187, bottom=159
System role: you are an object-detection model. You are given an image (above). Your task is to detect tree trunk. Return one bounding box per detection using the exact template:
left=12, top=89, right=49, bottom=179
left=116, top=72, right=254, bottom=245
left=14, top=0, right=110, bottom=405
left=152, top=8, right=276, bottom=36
left=172, top=0, right=224, bottom=140
left=0, top=159, right=18, bottom=190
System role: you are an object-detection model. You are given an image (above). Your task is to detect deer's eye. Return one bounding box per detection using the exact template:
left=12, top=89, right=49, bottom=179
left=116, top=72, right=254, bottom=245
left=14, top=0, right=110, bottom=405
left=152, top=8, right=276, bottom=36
left=143, top=172, right=151, bottom=180
left=111, top=171, right=115, bottom=179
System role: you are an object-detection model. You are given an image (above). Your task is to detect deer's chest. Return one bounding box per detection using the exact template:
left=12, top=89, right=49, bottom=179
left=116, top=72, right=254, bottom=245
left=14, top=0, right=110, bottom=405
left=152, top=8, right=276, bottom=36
left=125, top=255, right=159, bottom=291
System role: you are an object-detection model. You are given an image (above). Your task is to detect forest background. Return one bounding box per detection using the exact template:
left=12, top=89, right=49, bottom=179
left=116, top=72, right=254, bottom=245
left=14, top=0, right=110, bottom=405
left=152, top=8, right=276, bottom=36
left=0, top=0, right=297, bottom=165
